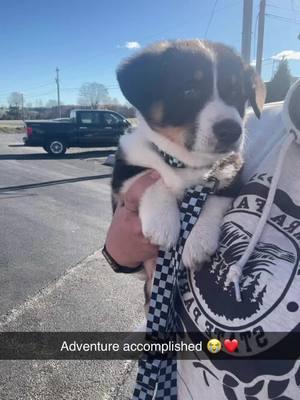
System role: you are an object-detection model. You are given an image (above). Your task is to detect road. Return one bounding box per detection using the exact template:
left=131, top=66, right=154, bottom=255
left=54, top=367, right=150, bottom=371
left=0, top=120, right=25, bottom=126
left=0, top=133, right=114, bottom=315
left=0, top=133, right=144, bottom=399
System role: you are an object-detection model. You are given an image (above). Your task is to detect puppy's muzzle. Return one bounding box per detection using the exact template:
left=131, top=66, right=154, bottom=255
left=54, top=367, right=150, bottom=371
left=213, top=119, right=242, bottom=151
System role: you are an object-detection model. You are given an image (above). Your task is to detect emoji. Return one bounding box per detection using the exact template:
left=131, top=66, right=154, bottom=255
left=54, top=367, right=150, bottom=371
left=223, top=339, right=239, bottom=353
left=207, top=338, right=222, bottom=354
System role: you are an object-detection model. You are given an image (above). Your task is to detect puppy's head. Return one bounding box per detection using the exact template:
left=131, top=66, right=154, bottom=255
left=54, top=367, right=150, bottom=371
left=117, top=39, right=266, bottom=156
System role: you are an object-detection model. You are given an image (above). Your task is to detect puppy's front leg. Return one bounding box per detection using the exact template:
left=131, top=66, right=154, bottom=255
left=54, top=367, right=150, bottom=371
left=139, top=180, right=181, bottom=249
left=182, top=196, right=232, bottom=269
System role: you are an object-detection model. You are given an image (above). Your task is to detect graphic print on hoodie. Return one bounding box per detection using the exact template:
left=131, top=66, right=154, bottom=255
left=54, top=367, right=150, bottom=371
left=177, top=82, right=300, bottom=400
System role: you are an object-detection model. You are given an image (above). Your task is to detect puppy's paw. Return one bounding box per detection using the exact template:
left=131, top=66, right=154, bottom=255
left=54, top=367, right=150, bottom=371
left=165, top=175, right=184, bottom=196
left=182, top=196, right=231, bottom=269
left=182, top=229, right=218, bottom=270
left=139, top=179, right=181, bottom=249
left=142, top=212, right=180, bottom=249
left=182, top=239, right=210, bottom=270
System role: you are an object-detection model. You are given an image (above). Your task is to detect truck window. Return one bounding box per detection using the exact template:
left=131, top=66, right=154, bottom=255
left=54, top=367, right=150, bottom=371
left=79, top=112, right=96, bottom=125
left=103, top=112, right=121, bottom=126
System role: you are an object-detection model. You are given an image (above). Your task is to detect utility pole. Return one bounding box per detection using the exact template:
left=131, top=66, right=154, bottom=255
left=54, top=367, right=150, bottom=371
left=256, top=0, right=266, bottom=75
left=241, top=0, right=253, bottom=64
left=21, top=93, right=24, bottom=120
left=55, top=67, right=61, bottom=118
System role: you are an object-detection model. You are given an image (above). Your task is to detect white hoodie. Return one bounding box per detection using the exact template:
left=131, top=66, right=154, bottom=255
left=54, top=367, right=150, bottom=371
left=178, top=80, right=300, bottom=400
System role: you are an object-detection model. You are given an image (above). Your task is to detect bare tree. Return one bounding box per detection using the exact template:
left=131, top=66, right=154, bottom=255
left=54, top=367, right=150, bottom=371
left=7, top=92, right=24, bottom=119
left=35, top=99, right=44, bottom=107
left=8, top=92, right=23, bottom=108
left=266, top=59, right=293, bottom=103
left=46, top=99, right=58, bottom=108
left=110, top=97, right=119, bottom=105
left=78, top=82, right=111, bottom=109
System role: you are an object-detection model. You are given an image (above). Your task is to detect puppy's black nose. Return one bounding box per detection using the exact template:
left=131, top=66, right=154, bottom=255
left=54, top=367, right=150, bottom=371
left=213, top=119, right=242, bottom=145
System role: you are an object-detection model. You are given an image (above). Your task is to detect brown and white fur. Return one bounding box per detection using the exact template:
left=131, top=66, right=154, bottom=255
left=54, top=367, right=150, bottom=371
left=111, top=40, right=266, bottom=308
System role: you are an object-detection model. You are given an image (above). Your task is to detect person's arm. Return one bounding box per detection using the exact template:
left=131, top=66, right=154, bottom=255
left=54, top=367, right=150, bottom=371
left=104, top=170, right=160, bottom=270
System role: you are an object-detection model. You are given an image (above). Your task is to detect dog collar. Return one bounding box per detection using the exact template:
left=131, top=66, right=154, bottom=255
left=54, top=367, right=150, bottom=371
left=152, top=144, right=186, bottom=168
left=159, top=150, right=186, bottom=168
left=151, top=143, right=219, bottom=193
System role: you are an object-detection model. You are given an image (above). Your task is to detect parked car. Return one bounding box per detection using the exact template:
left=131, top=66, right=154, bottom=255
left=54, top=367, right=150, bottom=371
left=23, top=109, right=131, bottom=155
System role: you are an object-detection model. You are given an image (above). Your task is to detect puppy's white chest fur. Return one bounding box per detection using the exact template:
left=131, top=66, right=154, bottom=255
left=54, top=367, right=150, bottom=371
left=119, top=125, right=239, bottom=269
left=120, top=126, right=217, bottom=197
left=120, top=122, right=240, bottom=198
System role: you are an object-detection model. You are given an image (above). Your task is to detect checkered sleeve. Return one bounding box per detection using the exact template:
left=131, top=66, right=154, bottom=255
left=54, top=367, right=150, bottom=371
left=132, top=184, right=213, bottom=400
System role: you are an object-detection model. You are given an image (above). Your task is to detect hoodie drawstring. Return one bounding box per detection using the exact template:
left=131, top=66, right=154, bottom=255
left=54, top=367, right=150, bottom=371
left=225, top=129, right=296, bottom=302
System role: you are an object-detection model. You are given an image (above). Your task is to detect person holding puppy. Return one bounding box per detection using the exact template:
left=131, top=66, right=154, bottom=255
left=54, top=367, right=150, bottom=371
left=104, top=82, right=300, bottom=399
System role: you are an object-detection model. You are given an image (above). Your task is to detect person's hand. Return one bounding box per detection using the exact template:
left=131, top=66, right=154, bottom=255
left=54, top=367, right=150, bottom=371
left=105, top=170, right=160, bottom=268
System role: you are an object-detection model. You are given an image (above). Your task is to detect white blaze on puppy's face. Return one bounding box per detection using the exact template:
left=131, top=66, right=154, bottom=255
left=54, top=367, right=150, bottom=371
left=194, top=92, right=244, bottom=153
left=192, top=44, right=243, bottom=155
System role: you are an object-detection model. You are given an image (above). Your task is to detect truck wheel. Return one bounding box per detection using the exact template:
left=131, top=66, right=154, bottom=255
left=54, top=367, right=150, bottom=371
left=44, top=139, right=67, bottom=155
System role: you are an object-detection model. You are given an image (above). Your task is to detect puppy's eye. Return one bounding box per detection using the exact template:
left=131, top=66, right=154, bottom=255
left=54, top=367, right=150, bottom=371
left=184, top=88, right=196, bottom=96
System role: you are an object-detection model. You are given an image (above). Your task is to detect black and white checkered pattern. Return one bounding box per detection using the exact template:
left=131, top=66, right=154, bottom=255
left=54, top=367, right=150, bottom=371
left=133, top=183, right=215, bottom=400
left=159, top=150, right=186, bottom=168
left=151, top=143, right=186, bottom=169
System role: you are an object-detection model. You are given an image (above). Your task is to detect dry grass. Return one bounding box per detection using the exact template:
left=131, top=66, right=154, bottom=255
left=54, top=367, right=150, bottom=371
left=0, top=126, right=25, bottom=134
left=0, top=120, right=25, bottom=134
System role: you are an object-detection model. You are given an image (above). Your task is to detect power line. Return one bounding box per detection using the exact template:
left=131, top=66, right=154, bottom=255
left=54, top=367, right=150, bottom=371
left=204, top=0, right=219, bottom=38
left=266, top=13, right=300, bottom=24
left=0, top=83, right=55, bottom=99
left=0, top=0, right=254, bottom=104
left=0, top=85, right=121, bottom=103
left=60, top=84, right=117, bottom=92
left=59, top=0, right=236, bottom=75
left=0, top=0, right=241, bottom=102
left=22, top=83, right=55, bottom=95
left=267, top=2, right=300, bottom=13
left=25, top=91, right=57, bottom=100
left=216, top=0, right=241, bottom=13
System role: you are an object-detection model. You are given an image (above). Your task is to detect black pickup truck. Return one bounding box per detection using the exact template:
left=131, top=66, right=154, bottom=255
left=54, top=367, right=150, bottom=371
left=24, top=109, right=131, bottom=155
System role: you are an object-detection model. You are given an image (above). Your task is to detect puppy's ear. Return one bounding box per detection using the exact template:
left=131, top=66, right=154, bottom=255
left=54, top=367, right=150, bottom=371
left=244, top=65, right=266, bottom=118
left=117, top=49, right=162, bottom=115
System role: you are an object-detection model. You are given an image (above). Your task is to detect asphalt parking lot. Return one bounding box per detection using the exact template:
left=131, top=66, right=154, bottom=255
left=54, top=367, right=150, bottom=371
left=0, top=133, right=144, bottom=399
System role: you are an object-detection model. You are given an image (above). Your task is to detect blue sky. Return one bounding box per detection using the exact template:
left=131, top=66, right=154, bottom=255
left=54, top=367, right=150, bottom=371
left=0, top=0, right=300, bottom=107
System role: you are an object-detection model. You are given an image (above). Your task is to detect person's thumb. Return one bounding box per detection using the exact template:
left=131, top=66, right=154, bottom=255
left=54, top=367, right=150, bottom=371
left=123, top=170, right=160, bottom=212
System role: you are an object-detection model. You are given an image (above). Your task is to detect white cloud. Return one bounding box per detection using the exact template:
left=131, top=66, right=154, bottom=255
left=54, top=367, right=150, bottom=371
left=124, top=41, right=141, bottom=49
left=250, top=59, right=256, bottom=66
left=272, top=50, right=300, bottom=61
